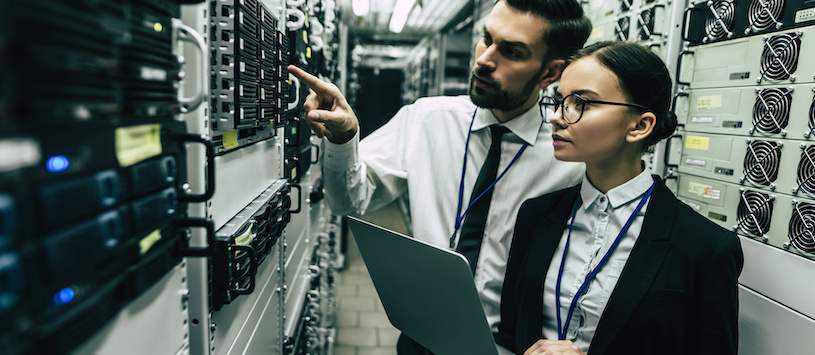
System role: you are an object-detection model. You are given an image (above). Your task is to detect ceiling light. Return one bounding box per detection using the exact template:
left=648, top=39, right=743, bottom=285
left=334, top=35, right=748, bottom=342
left=352, top=0, right=369, bottom=16
left=389, top=0, right=416, bottom=33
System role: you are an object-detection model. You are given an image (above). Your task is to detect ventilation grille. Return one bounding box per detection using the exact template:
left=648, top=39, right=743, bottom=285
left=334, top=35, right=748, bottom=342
left=620, top=0, right=633, bottom=13
left=638, top=7, right=657, bottom=41
left=796, top=145, right=815, bottom=195
left=808, top=95, right=815, bottom=138
left=743, top=140, right=782, bottom=186
left=751, top=88, right=792, bottom=134
left=788, top=201, right=815, bottom=255
left=705, top=0, right=736, bottom=42
left=748, top=0, right=785, bottom=33
left=737, top=190, right=774, bottom=236
left=616, top=16, right=630, bottom=41
left=760, top=32, right=801, bottom=82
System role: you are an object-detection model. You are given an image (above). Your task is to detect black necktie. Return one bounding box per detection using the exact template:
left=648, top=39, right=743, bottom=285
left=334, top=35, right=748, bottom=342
left=457, top=125, right=507, bottom=274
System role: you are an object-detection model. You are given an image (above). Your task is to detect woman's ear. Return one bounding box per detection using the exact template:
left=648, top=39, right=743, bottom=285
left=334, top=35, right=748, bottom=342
left=537, top=59, right=566, bottom=89
left=626, top=111, right=656, bottom=144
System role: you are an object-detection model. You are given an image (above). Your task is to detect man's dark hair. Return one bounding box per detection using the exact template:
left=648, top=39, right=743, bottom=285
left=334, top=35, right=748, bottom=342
left=500, top=0, right=592, bottom=63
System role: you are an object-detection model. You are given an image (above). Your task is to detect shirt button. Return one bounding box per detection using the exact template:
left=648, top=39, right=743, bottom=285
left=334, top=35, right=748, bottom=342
left=599, top=197, right=606, bottom=203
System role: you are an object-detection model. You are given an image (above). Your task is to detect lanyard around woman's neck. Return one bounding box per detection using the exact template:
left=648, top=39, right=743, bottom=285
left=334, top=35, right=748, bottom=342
left=555, top=180, right=656, bottom=340
left=449, top=108, right=534, bottom=248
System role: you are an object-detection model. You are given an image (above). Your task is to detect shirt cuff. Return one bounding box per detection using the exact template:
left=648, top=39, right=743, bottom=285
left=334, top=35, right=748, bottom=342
left=322, top=130, right=360, bottom=171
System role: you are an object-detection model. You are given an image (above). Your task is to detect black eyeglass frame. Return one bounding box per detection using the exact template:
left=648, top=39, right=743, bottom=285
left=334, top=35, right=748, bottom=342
left=540, top=93, right=648, bottom=124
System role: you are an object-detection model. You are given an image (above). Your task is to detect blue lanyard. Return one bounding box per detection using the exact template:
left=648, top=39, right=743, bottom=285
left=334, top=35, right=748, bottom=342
left=449, top=109, right=532, bottom=248
left=555, top=181, right=655, bottom=340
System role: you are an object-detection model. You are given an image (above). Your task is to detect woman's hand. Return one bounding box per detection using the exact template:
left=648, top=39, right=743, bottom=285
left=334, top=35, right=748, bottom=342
left=523, top=339, right=585, bottom=355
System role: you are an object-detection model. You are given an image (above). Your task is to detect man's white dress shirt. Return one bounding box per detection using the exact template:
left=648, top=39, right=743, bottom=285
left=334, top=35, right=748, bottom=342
left=321, top=95, right=584, bottom=331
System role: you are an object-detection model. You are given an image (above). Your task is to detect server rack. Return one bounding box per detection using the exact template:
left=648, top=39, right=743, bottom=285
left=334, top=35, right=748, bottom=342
left=666, top=0, right=815, bottom=354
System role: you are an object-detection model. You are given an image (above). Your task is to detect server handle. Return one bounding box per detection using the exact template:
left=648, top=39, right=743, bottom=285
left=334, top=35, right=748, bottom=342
left=178, top=134, right=216, bottom=202
left=675, top=50, right=695, bottom=87
left=664, top=134, right=684, bottom=168
left=682, top=5, right=703, bottom=44
left=180, top=218, right=216, bottom=257
left=173, top=19, right=207, bottom=113
left=289, top=184, right=302, bottom=214
left=231, top=245, right=257, bottom=295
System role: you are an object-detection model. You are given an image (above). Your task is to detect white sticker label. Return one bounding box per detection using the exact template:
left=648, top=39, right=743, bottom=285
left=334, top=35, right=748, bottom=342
left=692, top=117, right=714, bottom=123
left=795, top=7, right=815, bottom=23
left=684, top=201, right=702, bottom=211
left=0, top=138, right=41, bottom=173
left=685, top=159, right=707, bottom=167
left=140, top=66, right=168, bottom=81
left=703, top=188, right=722, bottom=200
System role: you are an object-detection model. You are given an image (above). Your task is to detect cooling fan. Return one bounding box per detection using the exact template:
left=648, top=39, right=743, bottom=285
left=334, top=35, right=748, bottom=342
left=788, top=201, right=815, bottom=255
left=751, top=88, right=792, bottom=134
left=795, top=145, right=815, bottom=196
left=637, top=7, right=656, bottom=41
left=737, top=190, right=774, bottom=237
left=705, top=0, right=736, bottom=42
left=808, top=95, right=815, bottom=138
left=620, top=0, right=633, bottom=13
left=760, top=32, right=801, bottom=82
left=747, top=0, right=785, bottom=34
left=743, top=140, right=782, bottom=187
left=616, top=16, right=631, bottom=41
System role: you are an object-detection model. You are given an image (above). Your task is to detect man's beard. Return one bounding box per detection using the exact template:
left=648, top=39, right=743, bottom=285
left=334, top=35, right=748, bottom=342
left=468, top=69, right=542, bottom=111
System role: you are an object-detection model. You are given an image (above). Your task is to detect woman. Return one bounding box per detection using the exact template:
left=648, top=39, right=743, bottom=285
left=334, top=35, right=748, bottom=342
left=494, top=41, right=744, bottom=355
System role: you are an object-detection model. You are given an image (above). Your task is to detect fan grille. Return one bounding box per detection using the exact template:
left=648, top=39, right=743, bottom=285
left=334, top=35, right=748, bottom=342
left=808, top=96, right=815, bottom=137
left=616, top=17, right=630, bottom=41
left=743, top=140, right=782, bottom=186
left=752, top=88, right=792, bottom=134
left=705, top=0, right=735, bottom=41
left=748, top=0, right=785, bottom=32
left=638, top=8, right=656, bottom=41
left=760, top=32, right=801, bottom=81
left=737, top=190, right=774, bottom=236
left=788, top=202, right=815, bottom=254
left=620, top=0, right=633, bottom=13
left=796, top=145, right=815, bottom=195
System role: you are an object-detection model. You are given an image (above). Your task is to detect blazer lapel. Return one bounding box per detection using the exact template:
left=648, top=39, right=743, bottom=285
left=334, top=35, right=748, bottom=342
left=588, top=178, right=677, bottom=354
left=519, top=186, right=581, bottom=346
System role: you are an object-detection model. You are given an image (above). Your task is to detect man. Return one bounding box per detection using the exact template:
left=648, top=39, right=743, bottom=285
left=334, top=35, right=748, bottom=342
left=288, top=0, right=591, bottom=353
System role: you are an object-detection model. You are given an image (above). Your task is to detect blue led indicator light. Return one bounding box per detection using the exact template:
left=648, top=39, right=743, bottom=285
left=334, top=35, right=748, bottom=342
left=54, top=287, right=75, bottom=305
left=46, top=155, right=70, bottom=172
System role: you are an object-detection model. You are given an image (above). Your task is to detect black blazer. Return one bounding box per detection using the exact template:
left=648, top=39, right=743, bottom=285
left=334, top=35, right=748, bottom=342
left=495, top=177, right=744, bottom=355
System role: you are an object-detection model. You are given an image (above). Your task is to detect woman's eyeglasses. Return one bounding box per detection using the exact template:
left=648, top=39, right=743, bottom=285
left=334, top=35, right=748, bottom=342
left=540, top=93, right=647, bottom=124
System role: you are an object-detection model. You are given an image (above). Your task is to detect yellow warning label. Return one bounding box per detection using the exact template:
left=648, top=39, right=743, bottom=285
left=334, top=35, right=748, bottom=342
left=223, top=130, right=239, bottom=151
left=697, top=95, right=722, bottom=110
left=685, top=136, right=710, bottom=150
left=116, top=124, right=162, bottom=167
left=588, top=26, right=604, bottom=42
left=139, top=230, right=162, bottom=255
left=306, top=47, right=312, bottom=59
left=688, top=181, right=722, bottom=200
left=236, top=224, right=255, bottom=246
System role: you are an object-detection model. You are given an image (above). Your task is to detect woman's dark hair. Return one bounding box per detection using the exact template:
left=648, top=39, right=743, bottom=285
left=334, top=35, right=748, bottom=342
left=500, top=0, right=593, bottom=64
left=568, top=41, right=677, bottom=148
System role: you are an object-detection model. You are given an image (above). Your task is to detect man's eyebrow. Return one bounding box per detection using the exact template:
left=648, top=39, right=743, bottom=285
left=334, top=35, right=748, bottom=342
left=482, top=27, right=531, bottom=50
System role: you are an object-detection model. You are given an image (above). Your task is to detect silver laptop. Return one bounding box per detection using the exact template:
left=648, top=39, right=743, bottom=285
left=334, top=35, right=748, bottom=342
left=347, top=216, right=501, bottom=355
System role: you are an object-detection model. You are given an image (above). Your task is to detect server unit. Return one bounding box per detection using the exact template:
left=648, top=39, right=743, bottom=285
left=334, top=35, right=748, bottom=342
left=669, top=0, right=815, bottom=353
left=0, top=1, right=212, bottom=354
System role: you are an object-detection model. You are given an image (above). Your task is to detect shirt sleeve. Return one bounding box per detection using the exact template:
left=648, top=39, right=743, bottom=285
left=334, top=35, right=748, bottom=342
left=319, top=103, right=413, bottom=216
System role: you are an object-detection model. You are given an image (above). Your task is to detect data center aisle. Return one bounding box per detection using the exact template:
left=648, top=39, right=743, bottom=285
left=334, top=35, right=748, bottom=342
left=333, top=202, right=408, bottom=355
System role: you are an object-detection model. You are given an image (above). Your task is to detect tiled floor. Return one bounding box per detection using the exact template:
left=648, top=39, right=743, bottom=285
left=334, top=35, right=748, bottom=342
left=333, top=202, right=409, bottom=355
